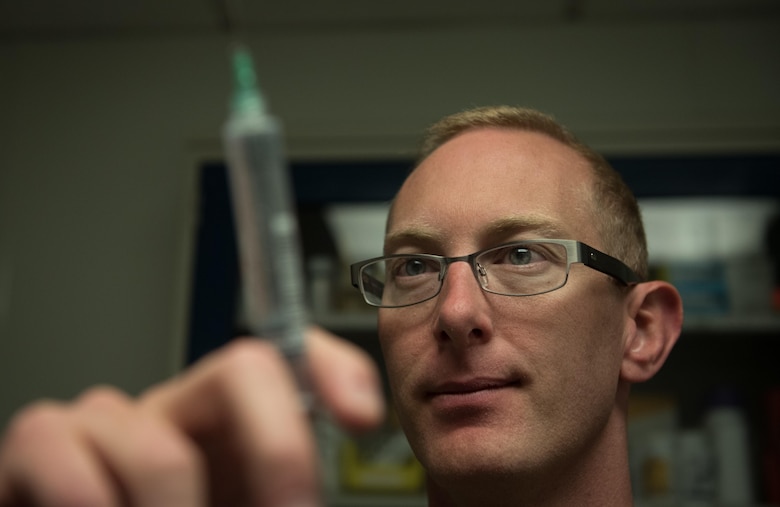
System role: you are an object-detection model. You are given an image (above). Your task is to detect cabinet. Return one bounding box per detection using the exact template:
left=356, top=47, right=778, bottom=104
left=633, top=318, right=780, bottom=504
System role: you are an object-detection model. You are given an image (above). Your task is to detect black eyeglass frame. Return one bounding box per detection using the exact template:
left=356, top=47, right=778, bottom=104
left=350, top=239, right=642, bottom=308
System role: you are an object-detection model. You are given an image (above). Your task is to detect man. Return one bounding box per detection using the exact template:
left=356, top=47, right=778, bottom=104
left=0, top=105, right=682, bottom=506
left=353, top=106, right=683, bottom=506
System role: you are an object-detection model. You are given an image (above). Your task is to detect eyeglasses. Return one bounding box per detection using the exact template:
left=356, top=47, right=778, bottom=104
left=350, top=239, right=641, bottom=308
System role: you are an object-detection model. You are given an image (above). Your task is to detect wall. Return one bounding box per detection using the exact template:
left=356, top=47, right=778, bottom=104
left=1, top=18, right=779, bottom=425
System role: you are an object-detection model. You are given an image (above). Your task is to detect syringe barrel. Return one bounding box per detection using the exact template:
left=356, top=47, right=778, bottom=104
left=223, top=113, right=307, bottom=358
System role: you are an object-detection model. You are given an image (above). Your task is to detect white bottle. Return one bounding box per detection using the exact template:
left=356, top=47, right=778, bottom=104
left=705, top=388, right=754, bottom=505
left=675, top=429, right=716, bottom=505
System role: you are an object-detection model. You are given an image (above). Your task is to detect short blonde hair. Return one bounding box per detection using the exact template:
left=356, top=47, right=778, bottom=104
left=415, top=105, right=648, bottom=280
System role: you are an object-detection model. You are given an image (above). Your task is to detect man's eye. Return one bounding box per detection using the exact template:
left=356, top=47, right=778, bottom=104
left=487, top=245, right=548, bottom=266
left=389, top=257, right=438, bottom=278
left=508, top=248, right=533, bottom=265
left=401, top=258, right=429, bottom=276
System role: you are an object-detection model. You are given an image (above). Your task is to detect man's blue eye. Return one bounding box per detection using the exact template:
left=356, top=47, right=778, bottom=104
left=403, top=259, right=428, bottom=276
left=508, top=248, right=533, bottom=265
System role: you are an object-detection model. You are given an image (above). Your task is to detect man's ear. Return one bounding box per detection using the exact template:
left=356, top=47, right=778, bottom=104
left=620, top=280, right=683, bottom=383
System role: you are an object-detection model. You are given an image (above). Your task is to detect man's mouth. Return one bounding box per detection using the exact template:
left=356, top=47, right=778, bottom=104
left=427, top=378, right=522, bottom=398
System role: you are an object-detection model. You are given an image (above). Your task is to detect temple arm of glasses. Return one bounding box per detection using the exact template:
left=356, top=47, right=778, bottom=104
left=577, top=243, right=642, bottom=286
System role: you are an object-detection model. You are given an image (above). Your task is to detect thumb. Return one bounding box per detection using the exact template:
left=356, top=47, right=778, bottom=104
left=306, top=326, right=385, bottom=431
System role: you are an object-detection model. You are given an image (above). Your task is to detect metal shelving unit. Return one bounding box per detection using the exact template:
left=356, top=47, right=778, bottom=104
left=327, top=494, right=427, bottom=507
left=317, top=311, right=780, bottom=335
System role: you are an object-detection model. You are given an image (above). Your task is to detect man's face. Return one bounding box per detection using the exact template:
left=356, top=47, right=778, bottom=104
left=378, top=128, right=631, bottom=486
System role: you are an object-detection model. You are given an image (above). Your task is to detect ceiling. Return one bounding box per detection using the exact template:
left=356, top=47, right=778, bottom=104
left=1, top=0, right=778, bottom=40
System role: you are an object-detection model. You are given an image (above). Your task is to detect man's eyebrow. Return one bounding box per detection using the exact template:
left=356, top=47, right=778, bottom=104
left=383, top=225, right=442, bottom=254
left=383, top=214, right=569, bottom=254
left=484, top=214, right=569, bottom=240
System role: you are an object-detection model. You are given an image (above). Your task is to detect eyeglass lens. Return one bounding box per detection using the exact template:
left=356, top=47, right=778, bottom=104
left=360, top=242, right=571, bottom=307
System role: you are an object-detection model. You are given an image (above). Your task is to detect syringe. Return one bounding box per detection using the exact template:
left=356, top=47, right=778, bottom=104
left=223, top=45, right=309, bottom=386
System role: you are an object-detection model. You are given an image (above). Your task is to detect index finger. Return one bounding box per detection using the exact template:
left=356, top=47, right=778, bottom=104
left=306, top=326, right=385, bottom=430
left=140, top=338, right=320, bottom=507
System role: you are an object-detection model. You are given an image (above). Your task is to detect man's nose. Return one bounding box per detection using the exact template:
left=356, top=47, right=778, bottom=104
left=434, top=261, right=492, bottom=345
left=438, top=259, right=481, bottom=296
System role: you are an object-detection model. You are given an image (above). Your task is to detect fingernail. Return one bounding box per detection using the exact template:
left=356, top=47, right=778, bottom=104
left=279, top=493, right=321, bottom=507
left=349, top=379, right=385, bottom=421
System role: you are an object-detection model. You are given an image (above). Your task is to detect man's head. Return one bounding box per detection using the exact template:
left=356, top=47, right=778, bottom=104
left=374, top=106, right=682, bottom=503
left=411, top=105, right=648, bottom=280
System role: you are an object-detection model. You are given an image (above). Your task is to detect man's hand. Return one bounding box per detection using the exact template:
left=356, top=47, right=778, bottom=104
left=0, top=326, right=384, bottom=507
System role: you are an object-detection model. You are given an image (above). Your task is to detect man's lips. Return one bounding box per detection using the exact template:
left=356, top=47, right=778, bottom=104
left=427, top=378, right=522, bottom=398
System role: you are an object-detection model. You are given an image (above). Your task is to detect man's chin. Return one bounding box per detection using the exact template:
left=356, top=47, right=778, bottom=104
left=414, top=427, right=529, bottom=480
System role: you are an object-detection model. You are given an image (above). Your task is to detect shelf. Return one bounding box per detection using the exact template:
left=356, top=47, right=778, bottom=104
left=635, top=502, right=773, bottom=507
left=326, top=494, right=426, bottom=507
left=315, top=312, right=780, bottom=335
left=328, top=495, right=776, bottom=507
left=682, top=313, right=780, bottom=334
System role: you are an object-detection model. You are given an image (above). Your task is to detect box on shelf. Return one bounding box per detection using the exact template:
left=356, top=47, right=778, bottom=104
left=641, top=198, right=777, bottom=317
